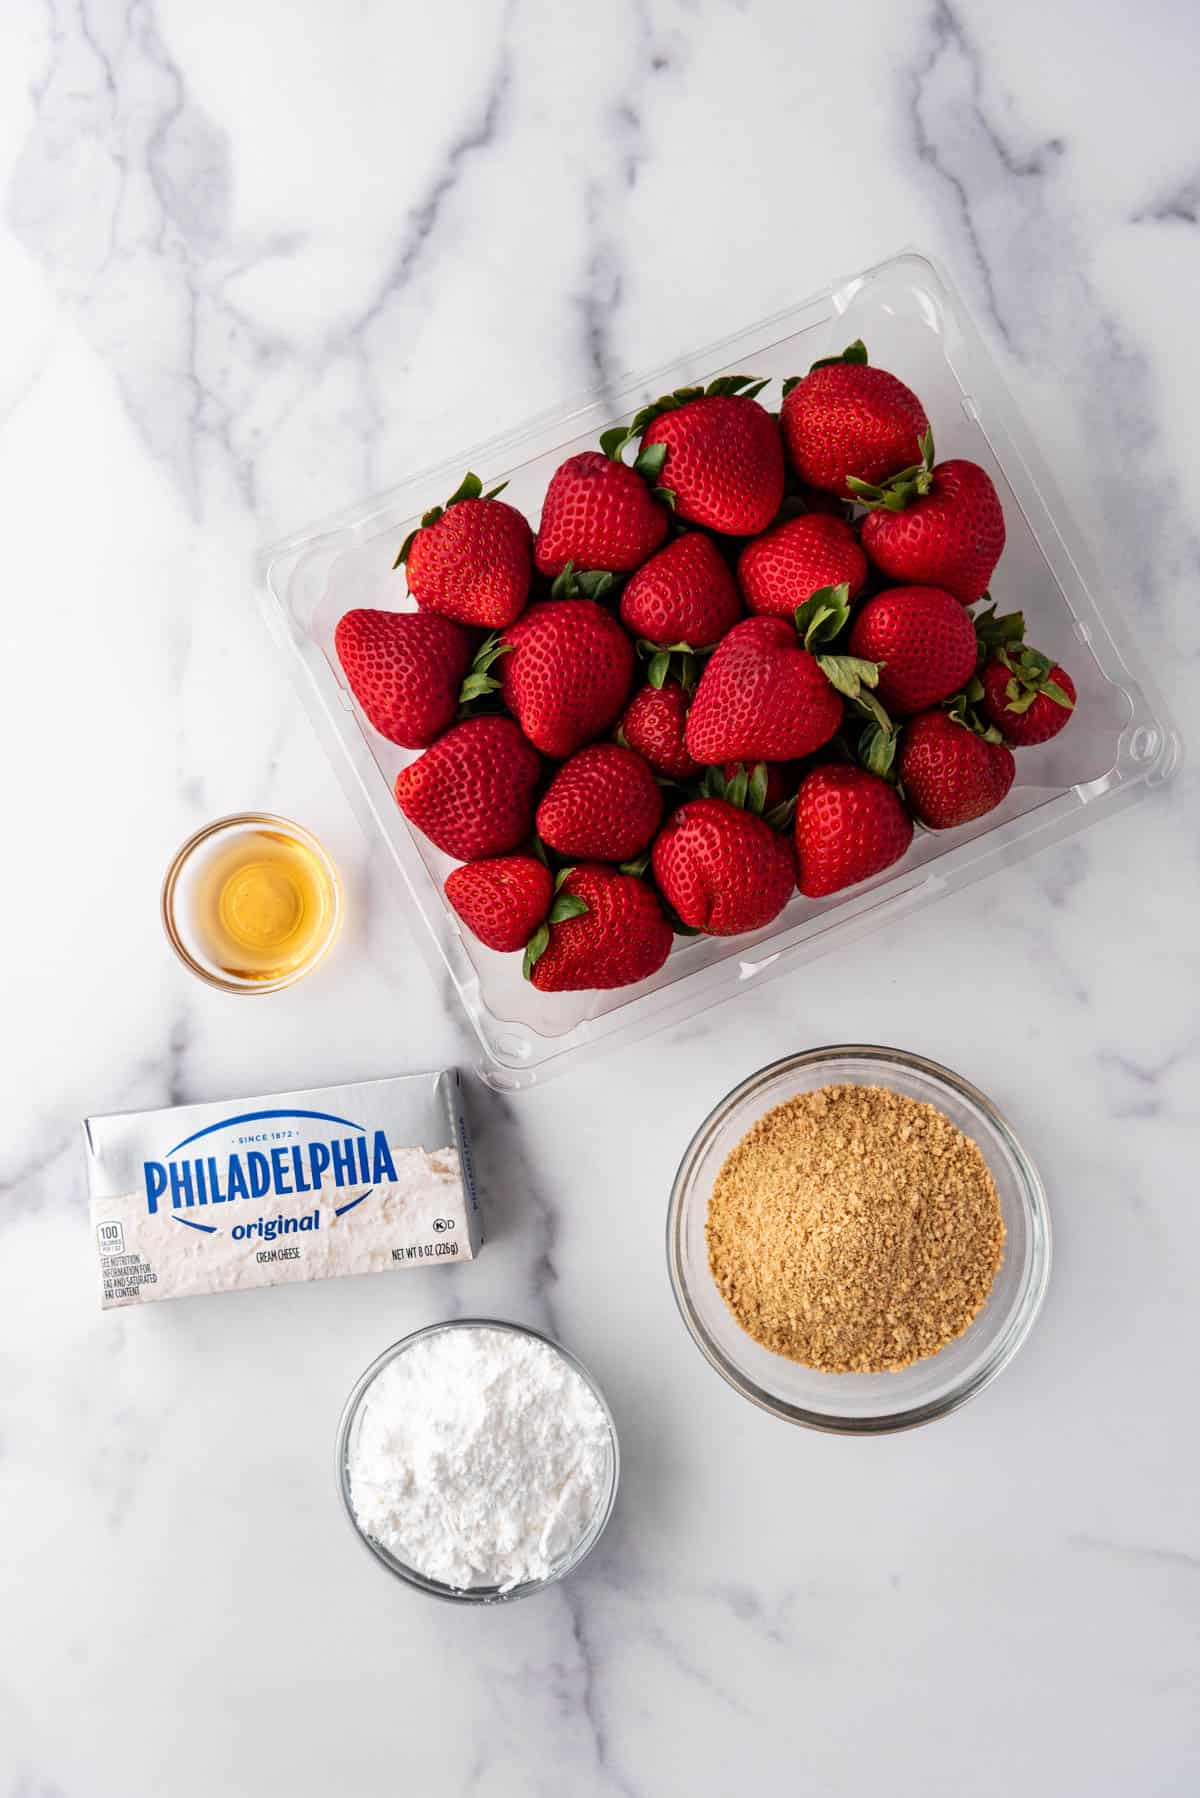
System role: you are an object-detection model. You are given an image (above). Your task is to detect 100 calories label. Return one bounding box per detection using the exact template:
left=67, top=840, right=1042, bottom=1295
left=82, top=1070, right=481, bottom=1308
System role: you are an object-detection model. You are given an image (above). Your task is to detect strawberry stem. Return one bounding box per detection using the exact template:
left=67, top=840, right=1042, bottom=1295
left=794, top=583, right=851, bottom=649
left=638, top=638, right=705, bottom=690
left=974, top=605, right=1026, bottom=661
left=946, top=688, right=1004, bottom=742
left=807, top=339, right=870, bottom=372
left=624, top=374, right=771, bottom=443
left=522, top=886, right=589, bottom=981
left=698, top=762, right=772, bottom=814
left=634, top=441, right=668, bottom=481
left=458, top=633, right=513, bottom=708
left=845, top=430, right=936, bottom=512
left=393, top=471, right=504, bottom=569
left=550, top=561, right=618, bottom=601
left=995, top=642, right=1075, bottom=714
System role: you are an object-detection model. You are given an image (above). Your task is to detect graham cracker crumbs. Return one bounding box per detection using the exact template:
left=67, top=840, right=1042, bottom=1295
left=706, top=1084, right=1005, bottom=1374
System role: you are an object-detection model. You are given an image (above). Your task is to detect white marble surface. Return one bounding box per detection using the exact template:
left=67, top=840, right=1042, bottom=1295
left=2, top=2, right=1198, bottom=1793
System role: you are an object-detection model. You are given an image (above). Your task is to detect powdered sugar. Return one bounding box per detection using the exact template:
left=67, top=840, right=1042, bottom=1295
left=346, top=1325, right=614, bottom=1593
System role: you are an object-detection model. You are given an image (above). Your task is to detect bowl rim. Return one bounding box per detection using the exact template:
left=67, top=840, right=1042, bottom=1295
left=334, top=1316, right=621, bottom=1602
left=666, top=1044, right=1052, bottom=1435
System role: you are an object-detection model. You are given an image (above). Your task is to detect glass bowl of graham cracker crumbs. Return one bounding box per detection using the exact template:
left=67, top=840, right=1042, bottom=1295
left=667, top=1046, right=1050, bottom=1433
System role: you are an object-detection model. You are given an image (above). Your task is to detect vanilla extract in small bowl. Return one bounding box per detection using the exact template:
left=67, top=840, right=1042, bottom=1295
left=162, top=813, right=342, bottom=993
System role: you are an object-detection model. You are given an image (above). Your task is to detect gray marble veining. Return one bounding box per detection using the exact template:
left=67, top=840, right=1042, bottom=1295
left=2, top=1, right=1198, bottom=1794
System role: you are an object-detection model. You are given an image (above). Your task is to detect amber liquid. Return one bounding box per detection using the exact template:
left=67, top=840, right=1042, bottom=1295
left=189, top=828, right=337, bottom=983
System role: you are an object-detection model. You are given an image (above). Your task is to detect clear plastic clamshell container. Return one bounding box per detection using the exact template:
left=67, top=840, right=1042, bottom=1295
left=263, top=251, right=1179, bottom=1088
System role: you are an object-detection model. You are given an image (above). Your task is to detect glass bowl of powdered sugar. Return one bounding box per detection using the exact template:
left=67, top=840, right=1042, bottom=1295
left=336, top=1318, right=619, bottom=1602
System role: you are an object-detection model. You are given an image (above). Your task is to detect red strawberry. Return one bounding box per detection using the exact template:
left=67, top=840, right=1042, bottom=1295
left=619, top=532, right=742, bottom=649
left=780, top=342, right=929, bottom=499
left=334, top=608, right=472, bottom=749
left=685, top=586, right=876, bottom=766
left=396, top=473, right=532, bottom=629
left=793, top=764, right=914, bottom=897
left=444, top=855, right=553, bottom=952
left=857, top=449, right=1005, bottom=606
left=394, top=715, right=541, bottom=859
left=631, top=377, right=785, bottom=536
left=536, top=743, right=663, bottom=861
left=618, top=681, right=700, bottom=780
left=847, top=585, right=977, bottom=716
left=500, top=598, right=634, bottom=758
left=652, top=797, right=794, bottom=936
left=534, top=451, right=669, bottom=576
left=979, top=650, right=1076, bottom=746
left=524, top=864, right=672, bottom=991
left=899, top=710, right=1015, bottom=828
left=738, top=514, right=867, bottom=619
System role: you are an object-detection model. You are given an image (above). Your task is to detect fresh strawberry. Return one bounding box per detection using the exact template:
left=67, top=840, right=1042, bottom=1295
left=334, top=608, right=472, bottom=749
left=686, top=616, right=841, bottom=764
left=898, top=710, right=1015, bottom=829
left=396, top=472, right=532, bottom=629
left=534, top=450, right=669, bottom=577
left=394, top=715, right=541, bottom=859
left=847, top=585, right=977, bottom=716
left=524, top=864, right=672, bottom=991
left=855, top=441, right=1005, bottom=606
left=444, top=855, right=553, bottom=952
left=780, top=342, right=929, bottom=499
left=617, top=681, right=700, bottom=781
left=979, top=649, right=1077, bottom=746
left=685, top=588, right=880, bottom=766
left=738, top=514, right=867, bottom=619
left=652, top=797, right=794, bottom=936
left=619, top=532, right=742, bottom=649
left=500, top=598, right=634, bottom=758
left=624, top=376, right=785, bottom=536
left=536, top=743, right=663, bottom=861
left=793, top=764, right=914, bottom=897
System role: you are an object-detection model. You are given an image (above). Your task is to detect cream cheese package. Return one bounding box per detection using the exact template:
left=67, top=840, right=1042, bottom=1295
left=83, top=1070, right=480, bottom=1308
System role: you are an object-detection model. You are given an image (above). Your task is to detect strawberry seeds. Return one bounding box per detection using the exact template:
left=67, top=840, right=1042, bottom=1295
left=334, top=341, right=1077, bottom=997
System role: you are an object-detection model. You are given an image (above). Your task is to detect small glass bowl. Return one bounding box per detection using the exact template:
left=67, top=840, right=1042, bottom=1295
left=668, top=1046, right=1051, bottom=1434
left=161, top=812, right=342, bottom=994
left=335, top=1318, right=620, bottom=1603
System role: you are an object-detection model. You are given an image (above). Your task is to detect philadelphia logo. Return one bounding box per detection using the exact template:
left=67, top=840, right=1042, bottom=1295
left=143, top=1108, right=397, bottom=1233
